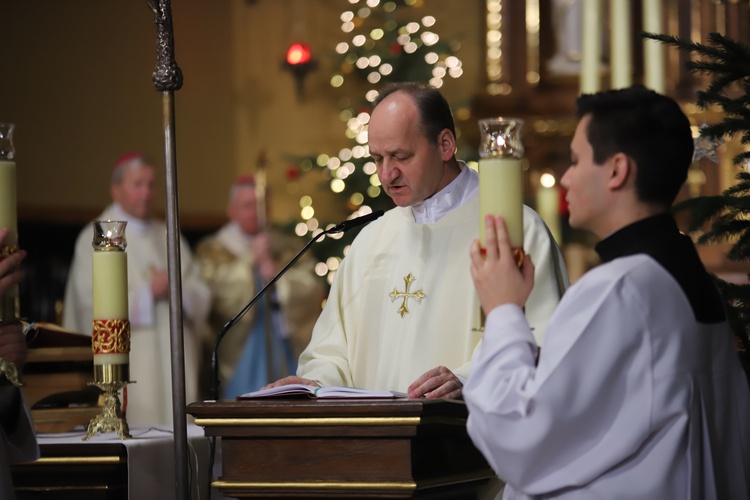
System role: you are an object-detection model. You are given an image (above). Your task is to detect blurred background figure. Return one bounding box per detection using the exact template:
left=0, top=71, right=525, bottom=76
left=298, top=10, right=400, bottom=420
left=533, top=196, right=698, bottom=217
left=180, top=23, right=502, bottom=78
left=196, top=174, right=323, bottom=398
left=63, top=152, right=211, bottom=425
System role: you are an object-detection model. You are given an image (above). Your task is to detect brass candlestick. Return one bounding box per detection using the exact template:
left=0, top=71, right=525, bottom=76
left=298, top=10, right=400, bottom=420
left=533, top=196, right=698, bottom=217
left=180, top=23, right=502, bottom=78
left=84, top=221, right=134, bottom=441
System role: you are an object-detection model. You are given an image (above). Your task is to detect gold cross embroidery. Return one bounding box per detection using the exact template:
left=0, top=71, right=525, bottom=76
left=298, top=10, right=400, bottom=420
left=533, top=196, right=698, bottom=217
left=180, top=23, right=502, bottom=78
left=389, top=273, right=425, bottom=318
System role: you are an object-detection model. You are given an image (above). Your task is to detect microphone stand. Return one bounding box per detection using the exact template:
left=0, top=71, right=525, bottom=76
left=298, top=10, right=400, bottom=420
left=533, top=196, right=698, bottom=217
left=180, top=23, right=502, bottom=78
left=204, top=210, right=383, bottom=500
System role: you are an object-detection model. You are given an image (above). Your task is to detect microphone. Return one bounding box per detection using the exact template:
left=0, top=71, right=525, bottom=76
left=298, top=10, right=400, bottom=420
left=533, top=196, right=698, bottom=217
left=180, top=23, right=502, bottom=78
left=327, top=210, right=384, bottom=234
left=208, top=209, right=384, bottom=401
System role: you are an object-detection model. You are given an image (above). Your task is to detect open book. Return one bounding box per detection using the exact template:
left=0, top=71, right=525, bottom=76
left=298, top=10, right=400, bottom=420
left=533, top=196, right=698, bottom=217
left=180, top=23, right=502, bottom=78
left=238, top=383, right=408, bottom=399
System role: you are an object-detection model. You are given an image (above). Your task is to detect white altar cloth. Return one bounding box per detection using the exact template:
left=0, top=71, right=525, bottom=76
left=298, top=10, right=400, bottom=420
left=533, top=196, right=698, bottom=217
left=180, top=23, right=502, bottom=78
left=36, top=425, right=210, bottom=500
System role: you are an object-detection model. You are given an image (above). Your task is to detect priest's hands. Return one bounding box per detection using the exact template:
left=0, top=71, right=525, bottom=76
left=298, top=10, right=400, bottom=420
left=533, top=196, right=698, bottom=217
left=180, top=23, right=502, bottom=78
left=408, top=366, right=462, bottom=399
left=150, top=266, right=169, bottom=300
left=251, top=233, right=276, bottom=283
left=470, top=215, right=534, bottom=314
left=260, top=375, right=319, bottom=390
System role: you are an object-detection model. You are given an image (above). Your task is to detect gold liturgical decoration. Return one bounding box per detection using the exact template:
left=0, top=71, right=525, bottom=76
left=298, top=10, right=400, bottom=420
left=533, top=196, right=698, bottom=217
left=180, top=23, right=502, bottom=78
left=389, top=274, right=425, bottom=318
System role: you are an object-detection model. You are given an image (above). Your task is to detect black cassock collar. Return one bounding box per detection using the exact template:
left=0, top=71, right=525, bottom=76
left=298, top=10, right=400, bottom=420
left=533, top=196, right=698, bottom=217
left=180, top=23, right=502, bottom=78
left=595, top=213, right=725, bottom=324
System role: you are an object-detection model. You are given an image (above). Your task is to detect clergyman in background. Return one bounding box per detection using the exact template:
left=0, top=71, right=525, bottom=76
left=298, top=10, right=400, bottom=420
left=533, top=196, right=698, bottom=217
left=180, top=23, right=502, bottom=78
left=196, top=174, right=323, bottom=398
left=63, top=152, right=211, bottom=425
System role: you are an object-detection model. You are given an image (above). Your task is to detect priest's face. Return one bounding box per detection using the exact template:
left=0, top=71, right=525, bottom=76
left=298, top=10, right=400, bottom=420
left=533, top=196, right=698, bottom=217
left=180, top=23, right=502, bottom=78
left=228, top=186, right=260, bottom=235
left=561, top=115, right=611, bottom=236
left=368, top=92, right=454, bottom=207
left=111, top=164, right=156, bottom=220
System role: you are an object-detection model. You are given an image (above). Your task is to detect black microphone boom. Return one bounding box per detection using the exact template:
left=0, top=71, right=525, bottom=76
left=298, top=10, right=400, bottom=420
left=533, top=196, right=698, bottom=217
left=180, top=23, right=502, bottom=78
left=208, top=209, right=384, bottom=401
left=328, top=209, right=384, bottom=234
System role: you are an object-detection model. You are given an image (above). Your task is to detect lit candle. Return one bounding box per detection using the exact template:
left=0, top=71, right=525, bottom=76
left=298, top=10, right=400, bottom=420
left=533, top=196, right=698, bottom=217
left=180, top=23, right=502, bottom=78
left=536, top=173, right=562, bottom=244
left=91, top=221, right=130, bottom=382
left=479, top=158, right=524, bottom=247
left=580, top=0, right=602, bottom=93
left=610, top=0, right=632, bottom=89
left=478, top=118, right=525, bottom=255
left=642, top=0, right=665, bottom=93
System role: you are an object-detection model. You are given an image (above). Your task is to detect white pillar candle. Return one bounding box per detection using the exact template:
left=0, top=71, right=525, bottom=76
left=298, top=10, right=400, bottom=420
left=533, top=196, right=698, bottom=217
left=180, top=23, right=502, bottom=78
left=610, top=0, right=632, bottom=89
left=479, top=158, right=524, bottom=248
left=92, top=250, right=129, bottom=365
left=536, top=178, right=562, bottom=245
left=642, top=0, right=665, bottom=93
left=580, top=0, right=602, bottom=93
left=0, top=161, right=17, bottom=246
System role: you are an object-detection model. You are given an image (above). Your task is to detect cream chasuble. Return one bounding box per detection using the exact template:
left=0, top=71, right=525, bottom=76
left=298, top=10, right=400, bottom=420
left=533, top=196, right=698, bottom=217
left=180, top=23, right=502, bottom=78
left=63, top=203, right=211, bottom=425
left=298, top=167, right=568, bottom=392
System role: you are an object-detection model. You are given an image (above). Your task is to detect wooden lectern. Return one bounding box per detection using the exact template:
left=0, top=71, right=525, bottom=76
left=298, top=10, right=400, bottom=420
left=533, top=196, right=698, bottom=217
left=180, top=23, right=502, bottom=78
left=187, top=398, right=494, bottom=499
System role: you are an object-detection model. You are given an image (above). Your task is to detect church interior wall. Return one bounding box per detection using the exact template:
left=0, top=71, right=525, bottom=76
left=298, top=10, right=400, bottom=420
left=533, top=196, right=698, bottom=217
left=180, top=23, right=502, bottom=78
left=0, top=0, right=483, bottom=228
left=3, top=0, right=749, bottom=322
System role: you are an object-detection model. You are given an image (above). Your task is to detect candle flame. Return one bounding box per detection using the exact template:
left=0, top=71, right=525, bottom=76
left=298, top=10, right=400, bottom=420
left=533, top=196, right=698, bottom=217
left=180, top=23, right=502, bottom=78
left=540, top=173, right=556, bottom=188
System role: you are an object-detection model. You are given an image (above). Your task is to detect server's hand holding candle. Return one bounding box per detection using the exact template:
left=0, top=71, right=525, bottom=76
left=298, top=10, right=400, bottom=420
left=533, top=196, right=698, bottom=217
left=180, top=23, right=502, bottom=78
left=91, top=221, right=130, bottom=384
left=478, top=118, right=525, bottom=266
left=0, top=123, right=19, bottom=321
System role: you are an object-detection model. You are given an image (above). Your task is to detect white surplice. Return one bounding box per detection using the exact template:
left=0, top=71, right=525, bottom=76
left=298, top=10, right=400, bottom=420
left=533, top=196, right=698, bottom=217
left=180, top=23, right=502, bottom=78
left=63, top=203, right=211, bottom=425
left=465, top=217, right=750, bottom=498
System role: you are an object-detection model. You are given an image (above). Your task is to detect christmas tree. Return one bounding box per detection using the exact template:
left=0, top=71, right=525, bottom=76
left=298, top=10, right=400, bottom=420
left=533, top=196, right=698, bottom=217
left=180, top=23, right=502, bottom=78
left=643, top=32, right=750, bottom=368
left=288, top=0, right=465, bottom=285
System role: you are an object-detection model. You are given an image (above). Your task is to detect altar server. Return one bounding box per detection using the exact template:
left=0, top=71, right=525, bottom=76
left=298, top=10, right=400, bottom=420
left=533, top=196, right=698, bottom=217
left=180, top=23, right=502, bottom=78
left=265, top=82, right=568, bottom=399
left=63, top=153, right=211, bottom=425
left=465, top=86, right=750, bottom=499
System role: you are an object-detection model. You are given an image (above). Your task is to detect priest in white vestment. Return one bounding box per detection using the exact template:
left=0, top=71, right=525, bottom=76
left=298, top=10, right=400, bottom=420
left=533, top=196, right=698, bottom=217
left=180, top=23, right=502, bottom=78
left=63, top=153, right=211, bottom=426
left=265, top=82, right=568, bottom=400
left=465, top=87, right=750, bottom=499
left=196, top=175, right=323, bottom=397
left=0, top=228, right=39, bottom=500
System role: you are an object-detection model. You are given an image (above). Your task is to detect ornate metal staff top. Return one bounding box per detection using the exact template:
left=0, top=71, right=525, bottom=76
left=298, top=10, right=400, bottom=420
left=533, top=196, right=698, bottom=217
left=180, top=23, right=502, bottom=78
left=147, top=0, right=183, bottom=91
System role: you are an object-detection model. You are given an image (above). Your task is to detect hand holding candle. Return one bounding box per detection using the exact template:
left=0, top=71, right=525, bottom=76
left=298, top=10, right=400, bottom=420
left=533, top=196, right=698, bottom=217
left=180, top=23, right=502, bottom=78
left=0, top=124, right=19, bottom=321
left=470, top=215, right=535, bottom=314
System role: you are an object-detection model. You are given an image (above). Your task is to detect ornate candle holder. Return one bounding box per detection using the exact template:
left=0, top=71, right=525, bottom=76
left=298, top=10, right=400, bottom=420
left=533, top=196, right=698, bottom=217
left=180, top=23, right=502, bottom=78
left=84, top=221, right=134, bottom=440
left=477, top=117, right=526, bottom=267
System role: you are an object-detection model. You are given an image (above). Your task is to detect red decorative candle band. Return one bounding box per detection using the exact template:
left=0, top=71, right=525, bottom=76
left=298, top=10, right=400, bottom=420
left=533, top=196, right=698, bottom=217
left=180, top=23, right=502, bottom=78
left=478, top=246, right=525, bottom=268
left=92, top=319, right=131, bottom=355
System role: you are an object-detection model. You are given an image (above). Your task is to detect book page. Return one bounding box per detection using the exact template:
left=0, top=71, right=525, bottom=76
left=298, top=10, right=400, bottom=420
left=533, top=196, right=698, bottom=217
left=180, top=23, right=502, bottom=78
left=316, top=387, right=407, bottom=398
left=238, top=384, right=408, bottom=399
left=239, top=384, right=316, bottom=398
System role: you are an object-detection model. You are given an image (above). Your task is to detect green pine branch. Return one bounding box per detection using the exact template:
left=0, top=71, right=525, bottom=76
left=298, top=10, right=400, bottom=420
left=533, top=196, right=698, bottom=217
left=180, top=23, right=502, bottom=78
left=644, top=31, right=750, bottom=351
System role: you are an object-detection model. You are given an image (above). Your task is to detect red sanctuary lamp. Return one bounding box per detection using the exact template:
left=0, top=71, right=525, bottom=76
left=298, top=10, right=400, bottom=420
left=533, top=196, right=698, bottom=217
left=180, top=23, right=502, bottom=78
left=283, top=42, right=318, bottom=102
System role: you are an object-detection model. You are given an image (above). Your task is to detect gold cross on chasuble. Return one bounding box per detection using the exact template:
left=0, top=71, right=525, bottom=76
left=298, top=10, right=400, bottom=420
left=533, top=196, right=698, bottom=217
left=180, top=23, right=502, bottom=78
left=389, top=273, right=425, bottom=318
